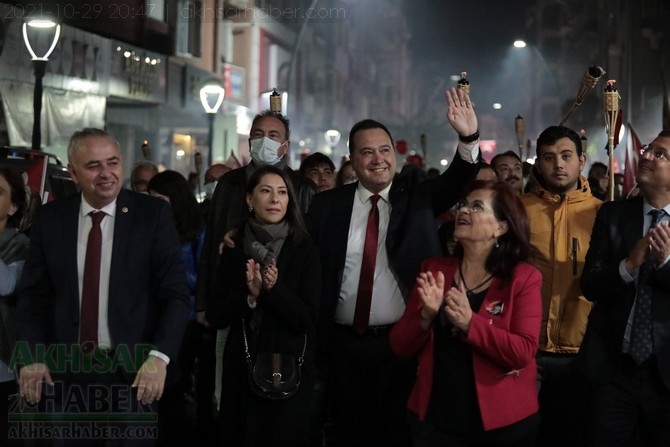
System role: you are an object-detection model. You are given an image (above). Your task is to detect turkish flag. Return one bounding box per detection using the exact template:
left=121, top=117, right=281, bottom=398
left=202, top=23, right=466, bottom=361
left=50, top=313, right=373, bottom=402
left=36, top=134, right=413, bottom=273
left=624, top=123, right=642, bottom=196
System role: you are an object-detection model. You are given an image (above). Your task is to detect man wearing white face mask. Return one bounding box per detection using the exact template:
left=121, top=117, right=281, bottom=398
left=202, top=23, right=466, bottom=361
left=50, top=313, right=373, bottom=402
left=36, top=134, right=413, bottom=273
left=203, top=164, right=231, bottom=200
left=200, top=163, right=231, bottom=221
left=249, top=135, right=288, bottom=164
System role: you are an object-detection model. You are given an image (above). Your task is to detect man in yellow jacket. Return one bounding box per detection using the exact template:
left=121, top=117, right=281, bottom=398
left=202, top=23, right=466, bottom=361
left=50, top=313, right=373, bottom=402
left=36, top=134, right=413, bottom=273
left=521, top=125, right=602, bottom=447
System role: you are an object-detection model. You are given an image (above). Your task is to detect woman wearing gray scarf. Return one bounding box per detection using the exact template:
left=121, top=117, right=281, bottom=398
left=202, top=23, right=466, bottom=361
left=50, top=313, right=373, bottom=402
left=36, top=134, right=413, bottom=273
left=207, top=165, right=321, bottom=447
left=0, top=165, right=30, bottom=444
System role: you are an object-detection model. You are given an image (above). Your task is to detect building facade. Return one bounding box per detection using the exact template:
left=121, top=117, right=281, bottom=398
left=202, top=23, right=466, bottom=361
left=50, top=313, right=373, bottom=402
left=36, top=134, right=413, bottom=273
left=0, top=0, right=419, bottom=180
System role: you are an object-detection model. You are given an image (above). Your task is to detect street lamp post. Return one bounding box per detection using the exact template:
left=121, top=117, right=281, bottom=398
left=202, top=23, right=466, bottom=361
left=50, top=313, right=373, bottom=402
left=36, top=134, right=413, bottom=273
left=22, top=19, right=61, bottom=151
left=199, top=82, right=225, bottom=164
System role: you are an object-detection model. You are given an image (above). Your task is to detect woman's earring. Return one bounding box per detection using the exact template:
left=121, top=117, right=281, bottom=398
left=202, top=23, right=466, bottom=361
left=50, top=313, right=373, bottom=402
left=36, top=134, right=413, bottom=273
left=494, top=237, right=499, bottom=248
left=248, top=206, right=253, bottom=212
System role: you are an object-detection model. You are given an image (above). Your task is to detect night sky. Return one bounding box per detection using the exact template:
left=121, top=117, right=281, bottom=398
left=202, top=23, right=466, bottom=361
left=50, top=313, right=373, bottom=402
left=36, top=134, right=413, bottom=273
left=397, top=0, right=537, bottom=161
left=406, top=0, right=534, bottom=82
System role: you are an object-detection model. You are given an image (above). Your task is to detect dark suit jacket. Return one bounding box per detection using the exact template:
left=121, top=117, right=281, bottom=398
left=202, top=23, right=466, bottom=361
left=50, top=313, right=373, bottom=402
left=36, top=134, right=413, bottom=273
left=306, top=153, right=478, bottom=342
left=16, top=189, right=190, bottom=382
left=579, top=196, right=670, bottom=389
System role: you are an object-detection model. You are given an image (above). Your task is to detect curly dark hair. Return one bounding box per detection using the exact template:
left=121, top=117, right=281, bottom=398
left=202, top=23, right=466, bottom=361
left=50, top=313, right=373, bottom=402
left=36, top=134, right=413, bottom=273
left=453, top=180, right=535, bottom=282
left=148, top=170, right=203, bottom=243
left=0, top=164, right=27, bottom=229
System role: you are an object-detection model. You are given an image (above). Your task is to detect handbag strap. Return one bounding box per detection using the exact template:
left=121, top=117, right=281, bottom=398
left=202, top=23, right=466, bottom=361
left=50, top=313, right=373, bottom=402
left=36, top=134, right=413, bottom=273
left=298, top=331, right=307, bottom=366
left=242, top=318, right=252, bottom=365
left=242, top=318, right=307, bottom=365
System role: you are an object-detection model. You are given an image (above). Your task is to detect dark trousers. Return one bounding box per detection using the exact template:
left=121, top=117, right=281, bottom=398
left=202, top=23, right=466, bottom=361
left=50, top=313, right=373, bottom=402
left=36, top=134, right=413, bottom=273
left=410, top=412, right=539, bottom=447
left=586, top=355, right=670, bottom=447
left=325, top=324, right=415, bottom=447
left=307, top=365, right=328, bottom=447
left=536, top=352, right=590, bottom=447
left=159, top=321, right=217, bottom=445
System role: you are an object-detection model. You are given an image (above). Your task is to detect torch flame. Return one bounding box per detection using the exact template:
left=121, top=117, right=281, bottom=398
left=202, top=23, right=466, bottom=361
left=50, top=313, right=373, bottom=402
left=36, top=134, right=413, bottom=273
left=457, top=71, right=470, bottom=95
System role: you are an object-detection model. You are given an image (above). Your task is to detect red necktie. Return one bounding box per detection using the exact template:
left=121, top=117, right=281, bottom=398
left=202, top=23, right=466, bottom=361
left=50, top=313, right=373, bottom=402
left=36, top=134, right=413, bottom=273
left=80, top=211, right=105, bottom=354
left=353, top=194, right=380, bottom=335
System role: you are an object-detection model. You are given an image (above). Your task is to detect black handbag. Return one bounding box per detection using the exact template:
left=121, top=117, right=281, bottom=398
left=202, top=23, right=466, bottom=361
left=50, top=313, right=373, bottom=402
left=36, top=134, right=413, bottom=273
left=242, top=319, right=307, bottom=400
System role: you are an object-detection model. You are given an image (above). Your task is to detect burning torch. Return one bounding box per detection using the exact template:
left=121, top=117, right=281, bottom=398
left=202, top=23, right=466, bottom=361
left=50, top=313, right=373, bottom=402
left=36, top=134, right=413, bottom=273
left=559, top=65, right=606, bottom=126
left=515, top=115, right=525, bottom=161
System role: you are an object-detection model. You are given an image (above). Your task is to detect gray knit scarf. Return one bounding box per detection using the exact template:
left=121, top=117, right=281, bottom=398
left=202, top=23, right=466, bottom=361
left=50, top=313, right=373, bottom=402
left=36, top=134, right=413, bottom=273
left=243, top=218, right=289, bottom=266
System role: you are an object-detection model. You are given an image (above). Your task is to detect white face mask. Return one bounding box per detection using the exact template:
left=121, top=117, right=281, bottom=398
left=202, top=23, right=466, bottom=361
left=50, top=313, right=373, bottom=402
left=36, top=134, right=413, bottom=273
left=203, top=181, right=217, bottom=200
left=250, top=137, right=285, bottom=165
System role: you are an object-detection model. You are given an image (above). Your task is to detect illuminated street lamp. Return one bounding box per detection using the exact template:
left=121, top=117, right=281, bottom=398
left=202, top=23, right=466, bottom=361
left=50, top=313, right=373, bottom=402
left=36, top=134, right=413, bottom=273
left=324, top=129, right=340, bottom=155
left=513, top=40, right=555, bottom=79
left=22, top=18, right=61, bottom=150
left=512, top=39, right=561, bottom=139
left=199, top=82, right=225, bottom=164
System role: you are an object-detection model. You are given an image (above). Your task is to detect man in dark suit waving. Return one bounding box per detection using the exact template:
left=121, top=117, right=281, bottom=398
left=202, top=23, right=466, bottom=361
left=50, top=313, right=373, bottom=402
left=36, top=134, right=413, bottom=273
left=307, top=87, right=480, bottom=447
left=579, top=129, right=670, bottom=446
left=15, top=128, right=189, bottom=445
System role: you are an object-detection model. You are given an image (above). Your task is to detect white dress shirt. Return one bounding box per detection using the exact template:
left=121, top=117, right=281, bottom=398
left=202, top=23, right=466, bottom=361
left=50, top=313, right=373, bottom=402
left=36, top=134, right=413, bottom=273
left=335, top=183, right=405, bottom=326
left=78, top=197, right=169, bottom=364
left=458, top=140, right=480, bottom=164
left=335, top=142, right=477, bottom=326
left=78, top=199, right=116, bottom=349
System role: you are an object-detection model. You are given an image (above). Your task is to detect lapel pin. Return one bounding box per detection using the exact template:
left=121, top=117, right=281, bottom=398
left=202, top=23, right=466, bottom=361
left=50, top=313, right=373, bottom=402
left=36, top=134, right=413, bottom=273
left=486, top=301, right=504, bottom=316
left=122, top=207, right=129, bottom=213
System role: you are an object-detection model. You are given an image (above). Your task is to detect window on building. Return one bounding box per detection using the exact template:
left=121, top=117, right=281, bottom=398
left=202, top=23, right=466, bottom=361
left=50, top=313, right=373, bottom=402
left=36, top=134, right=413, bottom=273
left=176, top=0, right=202, bottom=57
left=147, top=0, right=165, bottom=21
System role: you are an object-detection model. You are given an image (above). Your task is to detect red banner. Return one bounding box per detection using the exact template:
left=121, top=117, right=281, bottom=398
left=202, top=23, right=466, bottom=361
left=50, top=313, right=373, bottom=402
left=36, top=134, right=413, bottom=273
left=624, top=123, right=642, bottom=196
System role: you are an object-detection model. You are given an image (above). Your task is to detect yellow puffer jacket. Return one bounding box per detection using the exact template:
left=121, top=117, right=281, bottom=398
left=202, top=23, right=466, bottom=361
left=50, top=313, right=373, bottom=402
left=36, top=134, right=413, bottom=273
left=521, top=173, right=602, bottom=353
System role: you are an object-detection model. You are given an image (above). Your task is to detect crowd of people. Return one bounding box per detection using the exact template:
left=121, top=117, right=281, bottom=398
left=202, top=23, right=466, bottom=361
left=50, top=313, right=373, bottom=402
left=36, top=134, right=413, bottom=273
left=1, top=84, right=670, bottom=447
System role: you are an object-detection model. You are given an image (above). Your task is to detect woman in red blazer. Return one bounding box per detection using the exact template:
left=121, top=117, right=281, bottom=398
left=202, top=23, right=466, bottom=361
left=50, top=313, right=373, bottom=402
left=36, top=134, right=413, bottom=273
left=390, top=180, right=542, bottom=446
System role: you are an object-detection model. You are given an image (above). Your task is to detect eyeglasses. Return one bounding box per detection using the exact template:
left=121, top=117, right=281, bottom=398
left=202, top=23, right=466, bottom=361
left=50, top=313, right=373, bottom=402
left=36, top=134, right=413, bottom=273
left=455, top=198, right=494, bottom=214
left=641, top=144, right=670, bottom=161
